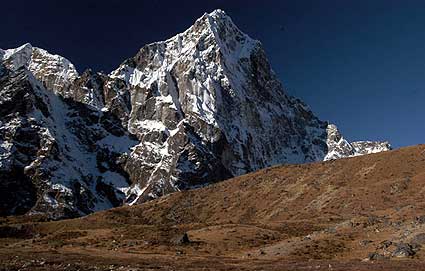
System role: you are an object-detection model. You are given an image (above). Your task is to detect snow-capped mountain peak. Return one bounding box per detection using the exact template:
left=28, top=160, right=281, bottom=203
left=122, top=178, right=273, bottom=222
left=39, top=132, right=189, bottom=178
left=1, top=43, right=33, bottom=69
left=1, top=43, right=78, bottom=95
left=197, top=9, right=259, bottom=55
left=104, top=9, right=389, bottom=205
left=0, top=10, right=391, bottom=218
left=324, top=124, right=391, bottom=160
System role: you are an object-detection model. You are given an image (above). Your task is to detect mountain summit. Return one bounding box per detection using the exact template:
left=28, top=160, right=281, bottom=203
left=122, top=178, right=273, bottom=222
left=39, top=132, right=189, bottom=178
left=0, top=10, right=390, bottom=218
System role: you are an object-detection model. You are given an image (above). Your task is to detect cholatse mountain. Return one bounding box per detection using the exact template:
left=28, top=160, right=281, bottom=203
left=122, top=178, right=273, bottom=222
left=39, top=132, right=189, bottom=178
left=0, top=10, right=390, bottom=218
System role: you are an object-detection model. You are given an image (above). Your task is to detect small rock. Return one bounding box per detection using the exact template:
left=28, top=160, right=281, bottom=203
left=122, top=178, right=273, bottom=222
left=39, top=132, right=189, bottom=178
left=392, top=243, right=415, bottom=258
left=172, top=232, right=190, bottom=245
left=368, top=252, right=386, bottom=260
left=416, top=216, right=425, bottom=224
left=377, top=240, right=392, bottom=249
left=304, top=234, right=312, bottom=240
left=359, top=240, right=372, bottom=246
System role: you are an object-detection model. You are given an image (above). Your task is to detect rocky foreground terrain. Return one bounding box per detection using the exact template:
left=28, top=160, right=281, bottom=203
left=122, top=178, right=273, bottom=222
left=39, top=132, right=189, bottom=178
left=0, top=9, right=390, bottom=219
left=0, top=145, right=424, bottom=270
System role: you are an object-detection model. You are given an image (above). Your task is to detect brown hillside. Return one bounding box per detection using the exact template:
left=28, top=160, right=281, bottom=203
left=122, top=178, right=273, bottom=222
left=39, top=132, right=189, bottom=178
left=2, top=145, right=425, bottom=270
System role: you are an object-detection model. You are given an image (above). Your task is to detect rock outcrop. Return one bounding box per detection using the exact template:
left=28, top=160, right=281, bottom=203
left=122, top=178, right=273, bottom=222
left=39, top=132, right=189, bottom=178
left=324, top=124, right=390, bottom=160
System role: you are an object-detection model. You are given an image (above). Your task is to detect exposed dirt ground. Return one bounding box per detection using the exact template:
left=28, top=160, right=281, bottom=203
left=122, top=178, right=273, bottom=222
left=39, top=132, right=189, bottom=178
left=2, top=145, right=425, bottom=270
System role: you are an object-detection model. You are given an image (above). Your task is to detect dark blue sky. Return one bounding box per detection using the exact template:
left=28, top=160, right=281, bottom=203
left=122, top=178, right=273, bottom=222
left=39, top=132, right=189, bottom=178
left=2, top=0, right=424, bottom=148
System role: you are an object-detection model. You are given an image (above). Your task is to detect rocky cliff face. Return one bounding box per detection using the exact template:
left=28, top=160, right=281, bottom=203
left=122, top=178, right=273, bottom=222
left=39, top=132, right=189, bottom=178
left=0, top=66, right=137, bottom=218
left=0, top=10, right=390, bottom=218
left=108, top=10, right=334, bottom=203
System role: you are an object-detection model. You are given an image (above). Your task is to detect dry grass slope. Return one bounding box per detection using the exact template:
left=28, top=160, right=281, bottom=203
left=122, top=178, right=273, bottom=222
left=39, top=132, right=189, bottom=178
left=2, top=145, right=425, bottom=270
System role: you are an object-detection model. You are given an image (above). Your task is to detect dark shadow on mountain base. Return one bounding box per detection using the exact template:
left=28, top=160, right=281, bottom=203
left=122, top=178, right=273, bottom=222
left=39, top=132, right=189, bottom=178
left=0, top=168, right=37, bottom=216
